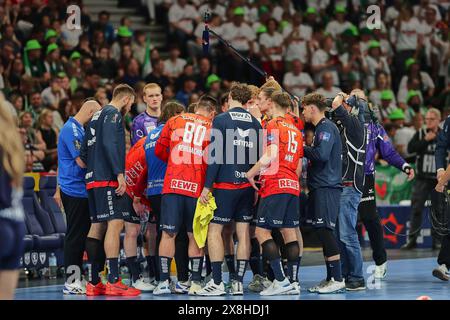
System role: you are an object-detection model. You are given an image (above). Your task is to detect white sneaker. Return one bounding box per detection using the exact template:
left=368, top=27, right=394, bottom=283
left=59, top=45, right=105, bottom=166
left=63, top=279, right=86, bottom=295
left=260, top=278, right=293, bottom=296
left=308, top=279, right=329, bottom=293
left=432, top=264, right=449, bottom=281
left=317, top=278, right=346, bottom=294
left=374, top=262, right=387, bottom=280
left=144, top=276, right=157, bottom=286
left=173, top=280, right=191, bottom=294
left=248, top=274, right=265, bottom=292
left=197, top=279, right=226, bottom=296
left=188, top=281, right=203, bottom=295
left=230, top=280, right=243, bottom=295
left=153, top=280, right=171, bottom=295
left=262, top=277, right=272, bottom=289
left=132, top=275, right=156, bottom=292
left=286, top=282, right=300, bottom=295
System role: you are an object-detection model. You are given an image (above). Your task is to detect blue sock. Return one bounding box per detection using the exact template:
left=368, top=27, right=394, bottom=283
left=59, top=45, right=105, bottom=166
left=287, top=257, right=300, bottom=283
left=270, top=258, right=285, bottom=282
left=126, top=256, right=140, bottom=283
left=225, top=255, right=236, bottom=280
left=159, top=256, right=172, bottom=282
left=107, top=258, right=119, bottom=283
left=211, top=261, right=223, bottom=285
left=190, top=257, right=204, bottom=282
left=205, top=255, right=212, bottom=276
left=326, top=260, right=331, bottom=281
left=146, top=256, right=156, bottom=278
left=327, top=260, right=342, bottom=282
left=236, top=260, right=248, bottom=282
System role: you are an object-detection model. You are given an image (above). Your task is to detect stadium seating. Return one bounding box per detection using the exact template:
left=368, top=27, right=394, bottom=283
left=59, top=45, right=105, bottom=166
left=38, top=176, right=67, bottom=235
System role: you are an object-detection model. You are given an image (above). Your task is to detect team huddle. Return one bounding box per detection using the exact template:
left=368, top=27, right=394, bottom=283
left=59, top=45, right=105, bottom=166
left=59, top=73, right=397, bottom=297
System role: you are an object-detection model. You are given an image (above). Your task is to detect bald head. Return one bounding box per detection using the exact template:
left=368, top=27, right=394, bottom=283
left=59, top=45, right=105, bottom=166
left=76, top=100, right=102, bottom=125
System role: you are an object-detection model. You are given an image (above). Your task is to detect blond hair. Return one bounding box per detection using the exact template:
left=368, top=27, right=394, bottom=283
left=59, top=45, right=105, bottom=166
left=247, top=85, right=260, bottom=99
left=0, top=96, right=25, bottom=187
left=37, top=108, right=53, bottom=129
left=143, top=83, right=161, bottom=94
left=260, top=78, right=282, bottom=91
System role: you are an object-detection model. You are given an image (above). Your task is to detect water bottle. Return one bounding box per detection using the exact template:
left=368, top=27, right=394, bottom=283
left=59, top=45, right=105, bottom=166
left=49, top=253, right=57, bottom=279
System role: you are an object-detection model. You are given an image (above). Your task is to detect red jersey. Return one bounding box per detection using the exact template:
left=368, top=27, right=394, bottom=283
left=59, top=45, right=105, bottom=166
left=155, top=113, right=212, bottom=198
left=125, top=137, right=150, bottom=206
left=286, top=111, right=304, bottom=132
left=260, top=116, right=303, bottom=198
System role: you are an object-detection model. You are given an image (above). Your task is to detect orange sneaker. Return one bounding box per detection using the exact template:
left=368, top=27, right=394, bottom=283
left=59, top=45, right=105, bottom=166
left=105, top=280, right=141, bottom=296
left=86, top=282, right=106, bottom=296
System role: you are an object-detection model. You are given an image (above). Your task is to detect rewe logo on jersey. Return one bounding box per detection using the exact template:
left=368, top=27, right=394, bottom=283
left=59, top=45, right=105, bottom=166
left=230, top=112, right=252, bottom=122
left=278, top=179, right=299, bottom=190
left=170, top=179, right=198, bottom=193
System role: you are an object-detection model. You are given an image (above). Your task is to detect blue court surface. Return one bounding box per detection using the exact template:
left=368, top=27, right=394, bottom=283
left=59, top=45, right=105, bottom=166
left=14, top=257, right=450, bottom=300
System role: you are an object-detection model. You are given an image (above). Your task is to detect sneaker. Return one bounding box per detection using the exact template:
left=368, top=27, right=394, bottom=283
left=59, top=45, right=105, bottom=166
left=105, top=280, right=141, bottom=296
left=308, top=279, right=329, bottom=293
left=432, top=264, right=449, bottom=281
left=63, top=280, right=86, bottom=295
left=400, top=241, right=417, bottom=250
left=144, top=276, right=157, bottom=286
left=260, top=278, right=293, bottom=296
left=132, top=275, right=156, bottom=292
left=197, top=279, right=226, bottom=296
left=262, top=277, right=272, bottom=289
left=173, top=280, right=191, bottom=294
left=188, top=281, right=203, bottom=295
left=345, top=279, right=366, bottom=291
left=86, top=281, right=106, bottom=296
left=153, top=280, right=171, bottom=295
left=374, top=262, right=387, bottom=280
left=285, top=282, right=300, bottom=295
left=230, top=280, right=243, bottom=295
left=317, top=278, right=346, bottom=294
left=248, top=274, right=265, bottom=292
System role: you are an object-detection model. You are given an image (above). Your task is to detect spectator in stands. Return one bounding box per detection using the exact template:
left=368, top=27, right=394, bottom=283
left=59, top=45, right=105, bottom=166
left=94, top=45, right=118, bottom=81
left=311, top=34, right=340, bottom=87
left=121, top=58, right=142, bottom=88
left=195, top=58, right=212, bottom=94
left=325, top=5, right=354, bottom=39
left=91, top=11, right=115, bottom=44
left=10, top=94, right=24, bottom=116
left=205, top=74, right=222, bottom=99
left=41, top=77, right=67, bottom=111
left=377, top=90, right=397, bottom=123
left=76, top=34, right=95, bottom=59
left=19, top=111, right=45, bottom=168
left=0, top=24, right=21, bottom=53
left=315, top=72, right=342, bottom=100
left=24, top=39, right=50, bottom=88
left=29, top=91, right=44, bottom=122
left=283, top=59, right=314, bottom=98
left=389, top=109, right=416, bottom=163
left=340, top=41, right=367, bottom=92
left=283, top=12, right=312, bottom=67
left=175, top=63, right=195, bottom=92
left=163, top=84, right=176, bottom=101
left=364, top=40, right=390, bottom=91
left=398, top=58, right=435, bottom=102
left=145, top=58, right=170, bottom=90
left=164, top=45, right=187, bottom=82
left=76, top=69, right=100, bottom=99
left=259, top=18, right=284, bottom=81
left=404, top=108, right=442, bottom=250
left=175, top=76, right=197, bottom=107
left=132, top=30, right=150, bottom=67
left=111, top=26, right=133, bottom=62
left=6, top=57, right=25, bottom=92
left=55, top=98, right=71, bottom=130
left=189, top=13, right=222, bottom=67
left=36, top=109, right=58, bottom=171
left=369, top=71, right=395, bottom=107
left=168, top=0, right=200, bottom=54
left=94, top=87, right=109, bottom=107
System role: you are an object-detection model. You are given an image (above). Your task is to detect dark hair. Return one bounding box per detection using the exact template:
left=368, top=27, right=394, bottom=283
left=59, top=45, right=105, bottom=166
left=270, top=91, right=291, bottom=110
left=196, top=94, right=217, bottom=113
left=112, top=84, right=135, bottom=99
left=229, top=83, right=252, bottom=105
left=301, top=93, right=328, bottom=111
left=99, top=10, right=110, bottom=17
left=220, top=91, right=229, bottom=106
left=159, top=101, right=184, bottom=123
left=58, top=98, right=71, bottom=122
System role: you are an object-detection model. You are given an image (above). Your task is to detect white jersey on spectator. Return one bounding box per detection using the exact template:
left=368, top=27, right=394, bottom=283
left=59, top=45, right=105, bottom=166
left=259, top=32, right=284, bottom=61
left=325, top=20, right=354, bottom=39
left=312, top=49, right=340, bottom=86
left=283, top=71, right=314, bottom=97
left=168, top=3, right=199, bottom=34
left=282, top=24, right=313, bottom=41
left=315, top=86, right=342, bottom=100
left=391, top=17, right=423, bottom=51
left=164, top=58, right=187, bottom=78
left=222, top=22, right=255, bottom=52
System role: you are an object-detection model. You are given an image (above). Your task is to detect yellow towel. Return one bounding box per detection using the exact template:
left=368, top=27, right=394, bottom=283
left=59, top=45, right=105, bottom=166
left=193, top=193, right=217, bottom=248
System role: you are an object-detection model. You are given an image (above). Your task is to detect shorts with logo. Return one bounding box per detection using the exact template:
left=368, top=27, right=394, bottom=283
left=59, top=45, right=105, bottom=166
left=256, top=193, right=299, bottom=229
left=88, top=187, right=138, bottom=224
left=304, top=187, right=342, bottom=230
left=160, top=193, right=197, bottom=233
left=0, top=218, right=25, bottom=270
left=212, top=187, right=255, bottom=224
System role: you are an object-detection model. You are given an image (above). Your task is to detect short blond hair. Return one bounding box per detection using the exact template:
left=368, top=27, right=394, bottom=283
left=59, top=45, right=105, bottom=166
left=427, top=108, right=441, bottom=120
left=247, top=85, right=260, bottom=99
left=143, top=83, right=161, bottom=94
left=260, top=78, right=282, bottom=91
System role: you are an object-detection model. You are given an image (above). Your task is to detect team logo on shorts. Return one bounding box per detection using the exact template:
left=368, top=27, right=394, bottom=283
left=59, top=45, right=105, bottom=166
left=170, top=179, right=198, bottom=193
left=278, top=179, right=299, bottom=190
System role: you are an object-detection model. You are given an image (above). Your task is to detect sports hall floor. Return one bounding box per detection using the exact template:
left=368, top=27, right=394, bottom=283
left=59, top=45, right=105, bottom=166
left=15, top=249, right=450, bottom=300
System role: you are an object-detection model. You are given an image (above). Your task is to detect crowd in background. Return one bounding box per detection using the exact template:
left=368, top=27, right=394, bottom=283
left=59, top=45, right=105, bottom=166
left=0, top=0, right=449, bottom=174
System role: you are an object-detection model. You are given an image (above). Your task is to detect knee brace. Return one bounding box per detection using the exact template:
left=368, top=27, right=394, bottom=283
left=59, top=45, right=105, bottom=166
left=261, top=239, right=280, bottom=261
left=284, top=241, right=299, bottom=262
left=316, top=228, right=340, bottom=258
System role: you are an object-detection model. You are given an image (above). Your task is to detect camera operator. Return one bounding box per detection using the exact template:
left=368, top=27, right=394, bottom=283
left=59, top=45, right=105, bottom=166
left=329, top=91, right=367, bottom=291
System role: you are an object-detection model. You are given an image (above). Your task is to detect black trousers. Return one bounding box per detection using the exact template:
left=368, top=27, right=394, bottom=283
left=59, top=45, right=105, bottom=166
left=358, top=174, right=387, bottom=266
left=430, top=190, right=450, bottom=267
left=61, top=191, right=91, bottom=280
left=149, top=194, right=189, bottom=282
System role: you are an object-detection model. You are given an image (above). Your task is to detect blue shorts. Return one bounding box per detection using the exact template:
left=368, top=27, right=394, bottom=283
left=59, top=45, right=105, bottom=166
left=0, top=218, right=25, bottom=270
left=160, top=194, right=197, bottom=233
left=256, top=193, right=300, bottom=229
left=88, top=187, right=138, bottom=223
left=305, top=187, right=342, bottom=230
left=212, top=187, right=255, bottom=224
